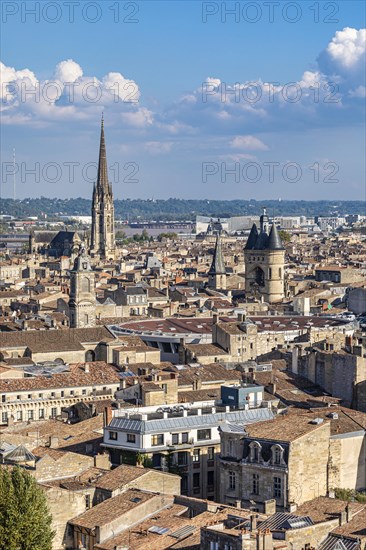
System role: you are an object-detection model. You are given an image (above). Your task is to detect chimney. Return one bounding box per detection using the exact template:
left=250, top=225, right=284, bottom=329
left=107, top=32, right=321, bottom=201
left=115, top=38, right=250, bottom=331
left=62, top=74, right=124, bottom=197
left=339, top=510, right=347, bottom=525
left=250, top=513, right=258, bottom=532
left=94, top=453, right=111, bottom=470
left=103, top=405, right=113, bottom=427
left=346, top=503, right=352, bottom=522
left=264, top=499, right=276, bottom=515
left=84, top=363, right=90, bottom=373
left=49, top=435, right=59, bottom=449
left=212, top=313, right=218, bottom=325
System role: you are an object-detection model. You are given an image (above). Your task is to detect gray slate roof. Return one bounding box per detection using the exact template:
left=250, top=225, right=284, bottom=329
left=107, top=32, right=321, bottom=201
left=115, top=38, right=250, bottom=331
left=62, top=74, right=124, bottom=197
left=109, top=408, right=274, bottom=434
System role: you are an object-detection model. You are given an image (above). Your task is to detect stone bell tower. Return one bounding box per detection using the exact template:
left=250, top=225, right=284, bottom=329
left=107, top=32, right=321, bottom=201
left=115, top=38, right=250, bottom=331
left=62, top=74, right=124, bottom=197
left=69, top=247, right=96, bottom=328
left=244, top=208, right=285, bottom=303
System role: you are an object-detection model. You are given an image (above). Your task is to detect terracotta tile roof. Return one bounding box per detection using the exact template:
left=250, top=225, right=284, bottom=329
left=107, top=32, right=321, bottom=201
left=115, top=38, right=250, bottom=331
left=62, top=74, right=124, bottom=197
left=244, top=412, right=330, bottom=442
left=296, top=497, right=365, bottom=524
left=0, top=326, right=115, bottom=352
left=70, top=489, right=156, bottom=529
left=0, top=362, right=120, bottom=393
left=93, top=464, right=148, bottom=491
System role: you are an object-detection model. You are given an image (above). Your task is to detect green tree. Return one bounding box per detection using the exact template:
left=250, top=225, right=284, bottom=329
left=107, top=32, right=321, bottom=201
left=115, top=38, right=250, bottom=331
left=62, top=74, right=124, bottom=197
left=0, top=467, right=55, bottom=550
left=279, top=230, right=291, bottom=244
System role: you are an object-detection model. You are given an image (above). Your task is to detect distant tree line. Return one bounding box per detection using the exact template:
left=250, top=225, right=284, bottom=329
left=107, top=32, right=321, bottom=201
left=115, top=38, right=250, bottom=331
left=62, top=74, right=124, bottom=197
left=1, top=197, right=364, bottom=222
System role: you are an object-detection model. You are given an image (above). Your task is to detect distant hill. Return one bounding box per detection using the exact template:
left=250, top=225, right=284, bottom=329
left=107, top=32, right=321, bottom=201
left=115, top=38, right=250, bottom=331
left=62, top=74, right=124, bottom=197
left=0, top=197, right=365, bottom=221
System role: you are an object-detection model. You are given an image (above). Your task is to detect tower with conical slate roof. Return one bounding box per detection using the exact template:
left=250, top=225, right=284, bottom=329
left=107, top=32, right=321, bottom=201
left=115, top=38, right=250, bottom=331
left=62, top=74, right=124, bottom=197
left=244, top=208, right=285, bottom=303
left=208, top=233, right=227, bottom=290
left=90, top=116, right=115, bottom=259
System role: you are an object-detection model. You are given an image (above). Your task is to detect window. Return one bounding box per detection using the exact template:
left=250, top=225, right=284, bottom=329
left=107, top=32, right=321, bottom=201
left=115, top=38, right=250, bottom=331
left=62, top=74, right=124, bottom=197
left=1, top=395, right=5, bottom=403
left=38, top=393, right=43, bottom=398
left=181, top=432, right=189, bottom=444
left=51, top=392, right=55, bottom=398
left=162, top=384, right=168, bottom=394
left=178, top=452, right=188, bottom=466
left=61, top=391, right=64, bottom=398
left=252, top=474, right=259, bottom=495
left=85, top=495, right=91, bottom=509
left=273, top=446, right=282, bottom=465
left=192, top=449, right=200, bottom=462
left=127, top=433, right=136, bottom=443
left=193, top=473, right=200, bottom=488
left=109, top=431, right=118, bottom=441
left=51, top=407, right=57, bottom=418
left=273, top=476, right=282, bottom=498
left=17, top=411, right=23, bottom=422
left=250, top=442, right=261, bottom=462
left=17, top=395, right=21, bottom=400
left=39, top=409, right=45, bottom=419
left=228, top=471, right=236, bottom=490
left=197, top=429, right=211, bottom=440
left=207, top=447, right=215, bottom=461
left=151, top=434, right=164, bottom=446
left=207, top=470, right=214, bottom=488
left=172, top=433, right=179, bottom=445
left=2, top=412, right=8, bottom=423
left=28, top=394, right=32, bottom=399
left=28, top=410, right=34, bottom=420
left=82, top=389, right=87, bottom=395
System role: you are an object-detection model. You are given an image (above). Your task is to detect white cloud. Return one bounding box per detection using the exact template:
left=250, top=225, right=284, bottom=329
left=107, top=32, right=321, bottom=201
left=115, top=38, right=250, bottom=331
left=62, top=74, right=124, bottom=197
left=349, top=85, right=366, bottom=98
left=326, top=27, right=365, bottom=69
left=120, top=107, right=154, bottom=127
left=0, top=59, right=145, bottom=125
left=230, top=135, right=268, bottom=151
left=102, top=72, right=140, bottom=103
left=54, top=59, right=83, bottom=83
left=0, top=61, right=37, bottom=101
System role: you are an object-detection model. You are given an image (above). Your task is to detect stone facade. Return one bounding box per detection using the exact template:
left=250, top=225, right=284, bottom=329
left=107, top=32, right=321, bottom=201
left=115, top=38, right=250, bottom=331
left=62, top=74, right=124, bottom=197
left=68, top=248, right=96, bottom=329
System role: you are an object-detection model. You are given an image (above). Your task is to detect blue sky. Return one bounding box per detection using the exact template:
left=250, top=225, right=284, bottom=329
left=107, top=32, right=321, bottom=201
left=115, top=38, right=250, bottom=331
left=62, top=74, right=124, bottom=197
left=1, top=1, right=365, bottom=201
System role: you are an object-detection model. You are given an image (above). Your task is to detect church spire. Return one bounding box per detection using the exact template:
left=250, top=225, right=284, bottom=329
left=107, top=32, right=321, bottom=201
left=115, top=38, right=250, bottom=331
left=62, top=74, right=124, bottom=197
left=90, top=116, right=116, bottom=259
left=208, top=234, right=226, bottom=276
left=96, top=114, right=109, bottom=193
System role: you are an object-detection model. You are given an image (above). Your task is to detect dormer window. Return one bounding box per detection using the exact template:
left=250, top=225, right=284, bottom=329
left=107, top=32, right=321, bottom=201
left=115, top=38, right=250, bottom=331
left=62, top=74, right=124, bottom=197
left=249, top=441, right=262, bottom=462
left=271, top=444, right=284, bottom=465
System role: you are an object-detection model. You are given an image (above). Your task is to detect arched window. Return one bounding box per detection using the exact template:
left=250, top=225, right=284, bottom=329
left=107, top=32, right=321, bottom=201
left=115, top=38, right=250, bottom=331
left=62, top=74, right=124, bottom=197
left=85, top=350, right=95, bottom=362
left=271, top=444, right=284, bottom=465
left=255, top=267, right=265, bottom=287
left=249, top=441, right=262, bottom=462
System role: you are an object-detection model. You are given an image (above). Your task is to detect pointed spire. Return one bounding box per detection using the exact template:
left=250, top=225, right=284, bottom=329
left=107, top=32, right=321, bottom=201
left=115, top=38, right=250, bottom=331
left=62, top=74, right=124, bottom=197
left=267, top=223, right=284, bottom=250
left=209, top=234, right=226, bottom=275
left=97, top=114, right=109, bottom=192
left=245, top=223, right=259, bottom=250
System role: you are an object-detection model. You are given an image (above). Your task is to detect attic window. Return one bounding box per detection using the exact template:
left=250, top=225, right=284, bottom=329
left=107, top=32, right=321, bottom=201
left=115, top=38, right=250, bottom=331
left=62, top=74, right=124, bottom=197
left=130, top=497, right=142, bottom=503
